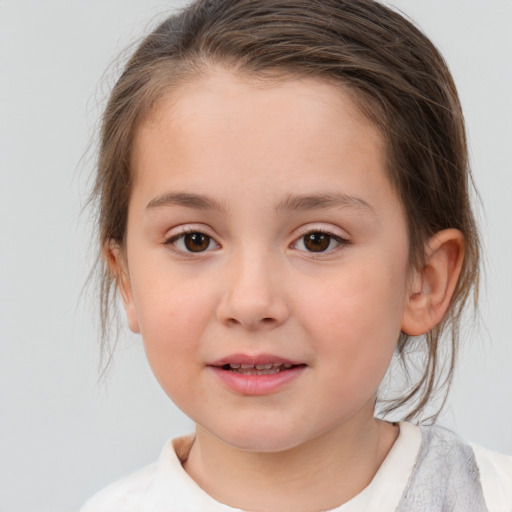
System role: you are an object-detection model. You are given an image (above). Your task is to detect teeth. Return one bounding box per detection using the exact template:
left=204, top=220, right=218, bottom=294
left=255, top=363, right=274, bottom=370
left=225, top=362, right=296, bottom=375
left=235, top=363, right=292, bottom=370
left=232, top=367, right=281, bottom=375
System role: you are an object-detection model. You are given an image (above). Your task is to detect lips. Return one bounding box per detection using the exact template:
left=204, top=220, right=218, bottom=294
left=211, top=353, right=302, bottom=366
left=208, top=354, right=306, bottom=395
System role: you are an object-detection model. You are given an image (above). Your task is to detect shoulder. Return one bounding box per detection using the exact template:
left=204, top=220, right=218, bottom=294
left=80, top=436, right=195, bottom=512
left=472, top=443, right=512, bottom=512
left=80, top=461, right=158, bottom=512
left=417, top=424, right=512, bottom=512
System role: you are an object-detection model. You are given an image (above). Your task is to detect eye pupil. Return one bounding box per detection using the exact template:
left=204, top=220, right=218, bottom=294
left=184, top=232, right=210, bottom=252
left=304, top=233, right=330, bottom=252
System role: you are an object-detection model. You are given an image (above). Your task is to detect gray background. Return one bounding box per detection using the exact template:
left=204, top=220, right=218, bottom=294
left=0, top=1, right=511, bottom=510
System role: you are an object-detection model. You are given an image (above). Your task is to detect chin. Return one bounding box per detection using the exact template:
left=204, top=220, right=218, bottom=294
left=209, top=421, right=313, bottom=453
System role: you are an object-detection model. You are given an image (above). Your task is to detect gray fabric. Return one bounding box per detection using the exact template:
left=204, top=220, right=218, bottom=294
left=396, top=425, right=488, bottom=512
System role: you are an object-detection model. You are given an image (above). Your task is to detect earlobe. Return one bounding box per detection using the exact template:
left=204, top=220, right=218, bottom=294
left=401, top=229, right=464, bottom=336
left=104, top=241, right=140, bottom=334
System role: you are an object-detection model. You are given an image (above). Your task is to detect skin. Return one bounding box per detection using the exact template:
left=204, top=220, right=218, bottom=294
left=111, top=68, right=464, bottom=511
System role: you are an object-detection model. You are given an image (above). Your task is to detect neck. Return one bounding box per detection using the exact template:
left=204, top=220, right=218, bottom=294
left=184, top=416, right=398, bottom=512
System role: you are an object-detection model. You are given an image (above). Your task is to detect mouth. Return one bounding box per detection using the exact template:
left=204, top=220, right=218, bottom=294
left=208, top=354, right=308, bottom=396
left=208, top=354, right=307, bottom=394
left=219, top=362, right=301, bottom=375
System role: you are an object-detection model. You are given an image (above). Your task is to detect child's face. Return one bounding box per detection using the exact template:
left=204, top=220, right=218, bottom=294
left=119, top=70, right=414, bottom=452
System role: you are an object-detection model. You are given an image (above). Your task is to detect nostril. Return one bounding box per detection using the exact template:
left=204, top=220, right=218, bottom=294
left=226, top=318, right=242, bottom=328
left=225, top=316, right=277, bottom=329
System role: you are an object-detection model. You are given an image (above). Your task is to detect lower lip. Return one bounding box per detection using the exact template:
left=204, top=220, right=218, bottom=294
left=209, top=366, right=306, bottom=396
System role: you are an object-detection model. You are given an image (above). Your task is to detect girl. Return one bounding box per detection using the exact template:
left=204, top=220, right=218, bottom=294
left=82, top=1, right=512, bottom=510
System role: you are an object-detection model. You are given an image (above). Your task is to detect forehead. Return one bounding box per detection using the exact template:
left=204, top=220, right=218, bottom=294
left=132, top=68, right=387, bottom=187
left=131, top=69, right=397, bottom=218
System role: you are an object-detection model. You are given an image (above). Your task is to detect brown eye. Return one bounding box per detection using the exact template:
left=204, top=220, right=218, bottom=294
left=183, top=232, right=211, bottom=252
left=293, top=231, right=347, bottom=254
left=303, top=232, right=331, bottom=252
left=166, top=229, right=220, bottom=254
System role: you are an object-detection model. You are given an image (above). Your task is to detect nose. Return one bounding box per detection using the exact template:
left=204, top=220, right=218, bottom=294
left=216, top=249, right=290, bottom=330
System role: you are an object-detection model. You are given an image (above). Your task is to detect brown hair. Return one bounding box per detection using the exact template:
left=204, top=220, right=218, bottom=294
left=92, top=0, right=480, bottom=421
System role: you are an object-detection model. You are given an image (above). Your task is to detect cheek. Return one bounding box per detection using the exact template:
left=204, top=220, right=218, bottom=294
left=297, top=256, right=407, bottom=375
left=130, top=269, right=216, bottom=383
left=130, top=250, right=215, bottom=335
left=303, top=259, right=406, bottom=329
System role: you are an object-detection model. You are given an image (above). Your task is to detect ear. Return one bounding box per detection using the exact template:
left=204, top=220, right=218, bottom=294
left=401, top=229, right=464, bottom=336
left=104, top=241, right=140, bottom=334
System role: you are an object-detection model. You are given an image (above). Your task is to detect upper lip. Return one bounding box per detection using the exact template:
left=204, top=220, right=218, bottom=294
left=209, top=353, right=303, bottom=367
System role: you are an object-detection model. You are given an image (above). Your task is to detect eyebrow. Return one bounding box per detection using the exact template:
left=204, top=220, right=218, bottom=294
left=146, top=192, right=226, bottom=212
left=145, top=191, right=375, bottom=216
left=276, top=193, right=376, bottom=215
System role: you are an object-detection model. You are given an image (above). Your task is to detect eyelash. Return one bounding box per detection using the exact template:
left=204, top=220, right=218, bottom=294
left=164, top=229, right=220, bottom=254
left=291, top=229, right=349, bottom=254
left=164, top=228, right=348, bottom=255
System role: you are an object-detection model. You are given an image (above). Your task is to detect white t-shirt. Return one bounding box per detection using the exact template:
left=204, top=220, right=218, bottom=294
left=81, top=422, right=512, bottom=512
